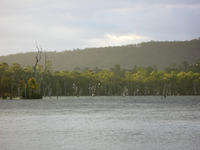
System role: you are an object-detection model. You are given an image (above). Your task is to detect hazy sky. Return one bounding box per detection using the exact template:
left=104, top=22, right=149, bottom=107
left=0, top=0, right=200, bottom=55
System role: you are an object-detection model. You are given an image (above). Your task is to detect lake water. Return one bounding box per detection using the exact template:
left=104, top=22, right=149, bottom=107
left=0, top=96, right=200, bottom=150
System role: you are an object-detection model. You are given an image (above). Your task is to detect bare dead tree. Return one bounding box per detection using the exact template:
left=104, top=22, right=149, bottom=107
left=33, top=42, right=42, bottom=78
left=44, top=50, right=47, bottom=72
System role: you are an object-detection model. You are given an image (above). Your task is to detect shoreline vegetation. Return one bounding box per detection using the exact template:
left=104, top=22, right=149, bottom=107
left=0, top=60, right=200, bottom=99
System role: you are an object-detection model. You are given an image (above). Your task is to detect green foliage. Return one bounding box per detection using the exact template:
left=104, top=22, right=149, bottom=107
left=0, top=60, right=200, bottom=99
left=21, top=77, right=42, bottom=99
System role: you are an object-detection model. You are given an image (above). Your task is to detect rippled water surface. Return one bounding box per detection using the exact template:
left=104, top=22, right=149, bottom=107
left=0, top=96, right=200, bottom=150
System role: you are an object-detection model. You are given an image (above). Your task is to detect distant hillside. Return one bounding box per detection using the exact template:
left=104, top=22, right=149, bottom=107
left=0, top=39, right=200, bottom=70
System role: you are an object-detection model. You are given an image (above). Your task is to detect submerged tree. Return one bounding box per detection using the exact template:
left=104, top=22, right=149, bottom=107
left=0, top=60, right=200, bottom=99
left=21, top=77, right=42, bottom=99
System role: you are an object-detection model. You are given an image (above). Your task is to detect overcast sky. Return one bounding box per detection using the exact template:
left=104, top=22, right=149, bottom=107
left=0, top=0, right=200, bottom=55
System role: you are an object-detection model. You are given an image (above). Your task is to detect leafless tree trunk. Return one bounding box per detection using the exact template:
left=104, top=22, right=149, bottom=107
left=44, top=50, right=47, bottom=72
left=33, top=42, right=42, bottom=79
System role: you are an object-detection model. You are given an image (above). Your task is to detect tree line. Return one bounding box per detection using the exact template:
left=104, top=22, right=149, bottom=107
left=0, top=60, right=200, bottom=99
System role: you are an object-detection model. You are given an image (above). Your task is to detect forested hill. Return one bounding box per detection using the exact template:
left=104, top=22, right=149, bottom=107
left=0, top=39, right=200, bottom=70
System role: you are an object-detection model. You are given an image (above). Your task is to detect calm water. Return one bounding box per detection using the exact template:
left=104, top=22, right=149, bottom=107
left=0, top=96, right=200, bottom=150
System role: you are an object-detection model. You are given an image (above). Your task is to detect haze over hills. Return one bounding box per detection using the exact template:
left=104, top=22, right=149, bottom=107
left=0, top=39, right=200, bottom=70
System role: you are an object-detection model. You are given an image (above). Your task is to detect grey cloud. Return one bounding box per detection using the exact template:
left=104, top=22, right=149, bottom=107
left=0, top=0, right=200, bottom=55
